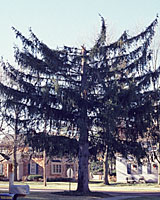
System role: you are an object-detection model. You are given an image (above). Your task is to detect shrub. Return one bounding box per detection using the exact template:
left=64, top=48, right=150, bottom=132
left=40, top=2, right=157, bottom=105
left=47, top=177, right=75, bottom=182
left=27, top=174, right=43, bottom=181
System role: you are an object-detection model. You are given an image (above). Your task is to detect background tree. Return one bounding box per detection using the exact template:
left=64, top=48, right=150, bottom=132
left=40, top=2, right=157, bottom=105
left=88, top=16, right=159, bottom=184
left=146, top=28, right=160, bottom=184
left=0, top=68, right=29, bottom=181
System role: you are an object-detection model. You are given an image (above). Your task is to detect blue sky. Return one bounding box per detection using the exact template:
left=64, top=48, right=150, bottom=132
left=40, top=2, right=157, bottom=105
left=0, top=0, right=159, bottom=63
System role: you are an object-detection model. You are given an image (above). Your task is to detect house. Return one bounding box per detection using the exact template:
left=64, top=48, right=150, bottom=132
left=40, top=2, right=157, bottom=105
left=116, top=154, right=158, bottom=183
left=115, top=122, right=159, bottom=184
left=0, top=141, right=78, bottom=181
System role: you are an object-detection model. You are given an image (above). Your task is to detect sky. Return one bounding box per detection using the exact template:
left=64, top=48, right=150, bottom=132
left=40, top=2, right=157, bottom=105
left=0, top=0, right=160, bottom=63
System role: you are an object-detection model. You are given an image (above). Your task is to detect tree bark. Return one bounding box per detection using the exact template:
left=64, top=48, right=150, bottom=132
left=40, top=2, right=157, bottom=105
left=158, top=162, right=160, bottom=185
left=13, top=111, right=18, bottom=181
left=43, top=150, right=47, bottom=186
left=103, top=146, right=110, bottom=185
left=158, top=143, right=160, bottom=185
left=13, top=140, right=17, bottom=181
left=43, top=119, right=47, bottom=186
left=76, top=47, right=90, bottom=193
left=77, top=137, right=89, bottom=193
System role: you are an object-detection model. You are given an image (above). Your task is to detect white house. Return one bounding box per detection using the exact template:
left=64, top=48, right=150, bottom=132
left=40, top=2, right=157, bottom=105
left=116, top=155, right=158, bottom=183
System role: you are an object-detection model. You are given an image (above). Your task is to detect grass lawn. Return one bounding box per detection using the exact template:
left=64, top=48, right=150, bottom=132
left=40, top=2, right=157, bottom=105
left=125, top=197, right=160, bottom=200
left=1, top=180, right=160, bottom=192
left=18, top=191, right=112, bottom=200
left=0, top=190, right=111, bottom=200
left=0, top=181, right=160, bottom=200
left=13, top=193, right=160, bottom=200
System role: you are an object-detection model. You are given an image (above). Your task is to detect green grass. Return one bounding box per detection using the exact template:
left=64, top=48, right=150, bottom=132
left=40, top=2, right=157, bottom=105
left=1, top=181, right=160, bottom=192
left=0, top=190, right=111, bottom=200
left=0, top=181, right=160, bottom=200
left=89, top=181, right=160, bottom=192
left=22, top=192, right=98, bottom=200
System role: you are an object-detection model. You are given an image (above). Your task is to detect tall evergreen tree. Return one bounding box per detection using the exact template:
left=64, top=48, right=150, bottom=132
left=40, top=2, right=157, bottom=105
left=0, top=16, right=159, bottom=192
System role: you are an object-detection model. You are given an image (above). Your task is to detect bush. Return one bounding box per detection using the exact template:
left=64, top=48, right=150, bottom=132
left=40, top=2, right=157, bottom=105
left=47, top=177, right=75, bottom=182
left=27, top=174, right=43, bottom=181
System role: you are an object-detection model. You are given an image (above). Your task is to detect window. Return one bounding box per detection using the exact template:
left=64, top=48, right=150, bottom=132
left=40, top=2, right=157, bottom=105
left=152, top=163, right=158, bottom=174
left=127, top=163, right=131, bottom=174
left=0, top=164, right=3, bottom=174
left=51, top=164, right=62, bottom=174
left=29, top=162, right=38, bottom=175
left=147, top=163, right=151, bottom=174
left=131, top=164, right=138, bottom=174
left=138, top=165, right=142, bottom=174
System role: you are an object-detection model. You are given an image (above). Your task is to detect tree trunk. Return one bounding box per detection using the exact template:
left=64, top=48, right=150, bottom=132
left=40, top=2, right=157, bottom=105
left=13, top=112, right=18, bottom=181
left=158, top=143, right=160, bottom=185
left=43, top=150, right=47, bottom=186
left=13, top=140, right=17, bottom=181
left=43, top=119, right=47, bottom=186
left=77, top=138, right=89, bottom=193
left=158, top=161, right=160, bottom=185
left=103, top=146, right=110, bottom=185
left=76, top=103, right=90, bottom=193
left=76, top=46, right=90, bottom=193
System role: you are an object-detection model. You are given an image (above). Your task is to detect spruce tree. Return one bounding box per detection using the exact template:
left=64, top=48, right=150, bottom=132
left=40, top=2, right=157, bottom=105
left=0, top=16, right=159, bottom=192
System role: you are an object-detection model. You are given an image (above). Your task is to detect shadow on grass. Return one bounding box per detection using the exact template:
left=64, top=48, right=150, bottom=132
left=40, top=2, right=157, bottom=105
left=16, top=191, right=112, bottom=200
left=52, top=190, right=111, bottom=198
left=89, top=180, right=159, bottom=187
